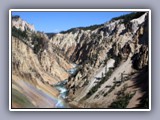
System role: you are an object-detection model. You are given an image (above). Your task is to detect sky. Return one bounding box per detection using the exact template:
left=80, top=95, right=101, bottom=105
left=12, top=11, right=131, bottom=33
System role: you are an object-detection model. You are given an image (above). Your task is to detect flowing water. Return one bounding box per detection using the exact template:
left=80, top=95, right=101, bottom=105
left=54, top=65, right=78, bottom=108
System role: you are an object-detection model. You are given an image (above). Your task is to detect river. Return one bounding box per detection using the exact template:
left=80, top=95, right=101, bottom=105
left=54, top=64, right=79, bottom=108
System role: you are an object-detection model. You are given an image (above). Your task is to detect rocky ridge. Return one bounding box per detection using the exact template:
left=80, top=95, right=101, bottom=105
left=50, top=12, right=149, bottom=108
left=11, top=12, right=149, bottom=108
left=12, top=16, right=35, bottom=32
left=12, top=17, right=74, bottom=108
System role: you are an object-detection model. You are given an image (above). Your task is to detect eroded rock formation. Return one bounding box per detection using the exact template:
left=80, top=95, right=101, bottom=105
left=11, top=12, right=149, bottom=108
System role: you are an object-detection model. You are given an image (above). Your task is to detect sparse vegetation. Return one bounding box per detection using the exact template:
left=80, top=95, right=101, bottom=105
left=12, top=26, right=28, bottom=40
left=60, top=24, right=104, bottom=34
left=103, top=57, right=110, bottom=66
left=109, top=92, right=135, bottom=108
left=114, top=54, right=122, bottom=67
left=46, top=33, right=56, bottom=39
left=12, top=15, right=20, bottom=19
left=85, top=69, right=113, bottom=99
left=107, top=43, right=123, bottom=67
left=31, top=34, right=48, bottom=54
left=107, top=85, right=135, bottom=108
left=12, top=26, right=48, bottom=55
left=83, top=80, right=89, bottom=86
left=11, top=11, right=149, bottom=109
left=111, top=12, right=146, bottom=24
left=141, top=97, right=149, bottom=109
left=88, top=53, right=98, bottom=66
left=103, top=84, right=116, bottom=97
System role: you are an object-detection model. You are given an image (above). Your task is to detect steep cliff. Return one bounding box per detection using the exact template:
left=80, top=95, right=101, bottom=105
left=12, top=16, right=35, bottom=32
left=11, top=12, right=149, bottom=109
left=50, top=12, right=149, bottom=108
left=11, top=18, right=74, bottom=108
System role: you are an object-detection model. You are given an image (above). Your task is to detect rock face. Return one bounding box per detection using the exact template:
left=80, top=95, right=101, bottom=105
left=11, top=12, right=149, bottom=109
left=50, top=12, right=149, bottom=108
left=12, top=35, right=74, bottom=108
left=11, top=16, right=74, bottom=107
left=12, top=16, right=35, bottom=31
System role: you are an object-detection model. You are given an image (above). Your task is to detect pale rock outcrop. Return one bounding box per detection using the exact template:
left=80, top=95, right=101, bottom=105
left=12, top=36, right=73, bottom=108
left=12, top=16, right=35, bottom=31
left=49, top=12, right=149, bottom=108
left=12, top=12, right=149, bottom=108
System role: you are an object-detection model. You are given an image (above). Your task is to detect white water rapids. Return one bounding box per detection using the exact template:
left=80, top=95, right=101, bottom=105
left=54, top=64, right=78, bottom=108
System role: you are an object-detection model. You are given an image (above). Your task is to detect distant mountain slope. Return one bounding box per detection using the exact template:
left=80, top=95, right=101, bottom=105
left=11, top=12, right=149, bottom=109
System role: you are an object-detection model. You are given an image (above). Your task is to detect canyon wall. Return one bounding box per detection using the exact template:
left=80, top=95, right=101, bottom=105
left=11, top=12, right=149, bottom=108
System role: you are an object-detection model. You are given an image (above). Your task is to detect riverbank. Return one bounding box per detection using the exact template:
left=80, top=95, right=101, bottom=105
left=53, top=64, right=79, bottom=108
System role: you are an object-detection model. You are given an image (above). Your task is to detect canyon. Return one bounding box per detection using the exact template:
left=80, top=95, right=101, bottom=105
left=11, top=12, right=149, bottom=109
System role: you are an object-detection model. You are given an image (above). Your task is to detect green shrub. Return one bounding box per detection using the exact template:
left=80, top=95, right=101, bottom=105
left=109, top=92, right=135, bottom=108
left=31, top=34, right=47, bottom=54
left=12, top=26, right=28, bottom=39
left=103, top=84, right=116, bottom=97
left=85, top=69, right=113, bottom=99
left=114, top=54, right=122, bottom=67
